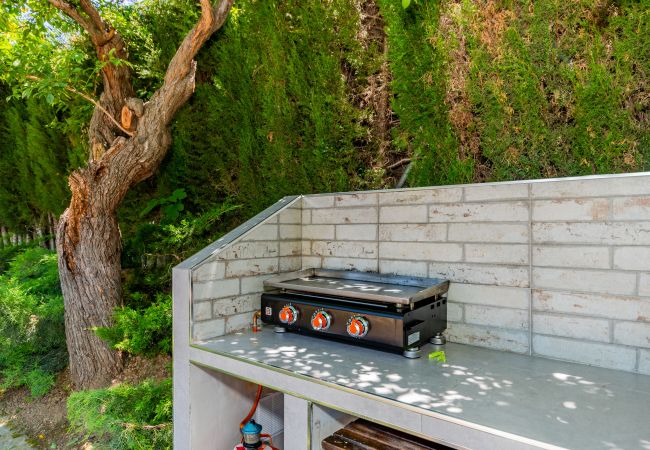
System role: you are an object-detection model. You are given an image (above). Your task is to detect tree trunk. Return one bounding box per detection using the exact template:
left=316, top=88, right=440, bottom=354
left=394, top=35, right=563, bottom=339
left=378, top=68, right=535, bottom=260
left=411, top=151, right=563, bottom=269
left=56, top=207, right=124, bottom=388
left=46, top=0, right=233, bottom=389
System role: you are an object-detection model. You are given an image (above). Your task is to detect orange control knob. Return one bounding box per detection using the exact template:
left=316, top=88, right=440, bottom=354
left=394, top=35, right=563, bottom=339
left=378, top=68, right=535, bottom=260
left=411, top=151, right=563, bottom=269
left=279, top=305, right=298, bottom=325
left=310, top=310, right=331, bottom=331
left=346, top=316, right=369, bottom=338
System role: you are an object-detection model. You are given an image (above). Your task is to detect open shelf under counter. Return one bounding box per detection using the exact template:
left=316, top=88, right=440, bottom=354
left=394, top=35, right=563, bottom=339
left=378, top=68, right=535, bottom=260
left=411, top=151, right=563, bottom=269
left=191, top=327, right=650, bottom=450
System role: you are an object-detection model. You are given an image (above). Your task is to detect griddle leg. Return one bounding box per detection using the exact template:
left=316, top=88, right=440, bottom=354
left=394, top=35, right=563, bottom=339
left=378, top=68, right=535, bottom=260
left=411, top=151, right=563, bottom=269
left=273, top=326, right=287, bottom=333
left=403, top=347, right=421, bottom=359
left=430, top=333, right=446, bottom=345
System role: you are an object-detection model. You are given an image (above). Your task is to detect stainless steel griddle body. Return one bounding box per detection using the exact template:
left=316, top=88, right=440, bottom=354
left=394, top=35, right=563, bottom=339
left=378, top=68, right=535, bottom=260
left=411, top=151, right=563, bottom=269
left=261, top=269, right=450, bottom=356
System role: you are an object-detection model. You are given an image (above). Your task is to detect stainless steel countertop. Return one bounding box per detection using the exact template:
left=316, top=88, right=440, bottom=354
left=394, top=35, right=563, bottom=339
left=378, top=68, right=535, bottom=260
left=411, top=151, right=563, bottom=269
left=197, top=327, right=650, bottom=450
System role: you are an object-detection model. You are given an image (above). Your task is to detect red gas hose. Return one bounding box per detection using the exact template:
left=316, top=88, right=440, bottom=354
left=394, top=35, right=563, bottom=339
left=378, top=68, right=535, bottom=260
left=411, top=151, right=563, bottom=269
left=240, top=384, right=263, bottom=430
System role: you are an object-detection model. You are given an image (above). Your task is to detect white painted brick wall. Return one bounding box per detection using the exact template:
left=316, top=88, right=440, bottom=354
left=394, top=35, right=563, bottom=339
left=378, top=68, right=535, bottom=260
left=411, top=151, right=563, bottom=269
left=336, top=224, right=378, bottom=241
left=532, top=199, right=609, bottom=221
left=429, top=202, right=529, bottom=223
left=448, top=223, right=528, bottom=243
left=464, top=244, right=528, bottom=265
left=532, top=246, right=610, bottom=269
left=446, top=323, right=529, bottom=353
left=379, top=242, right=462, bottom=261
left=612, top=197, right=650, bottom=220
left=532, top=335, right=637, bottom=371
left=193, top=279, right=239, bottom=301
left=311, top=241, right=378, bottom=258
left=533, top=290, right=650, bottom=321
left=379, top=260, right=428, bottom=277
left=639, top=350, right=650, bottom=375
left=380, top=188, right=462, bottom=205
left=532, top=268, right=636, bottom=296
left=613, top=247, right=650, bottom=270
left=334, top=193, right=377, bottom=207
left=379, top=205, right=428, bottom=223
left=378, top=224, right=446, bottom=242
left=613, top=321, right=650, bottom=348
left=463, top=183, right=528, bottom=202
left=464, top=305, right=528, bottom=330
left=530, top=175, right=650, bottom=198
left=533, top=222, right=650, bottom=245
left=311, top=207, right=377, bottom=224
left=533, top=314, right=610, bottom=342
left=430, top=263, right=529, bottom=287
left=447, top=284, right=530, bottom=309
left=641, top=274, right=650, bottom=297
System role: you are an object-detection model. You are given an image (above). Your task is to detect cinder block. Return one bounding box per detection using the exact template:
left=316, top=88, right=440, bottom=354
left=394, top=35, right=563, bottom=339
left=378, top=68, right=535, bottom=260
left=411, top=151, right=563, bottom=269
left=217, top=241, right=279, bottom=260
left=336, top=224, right=378, bottom=241
left=613, top=321, right=650, bottom=348
left=533, top=313, right=610, bottom=342
left=213, top=295, right=259, bottom=317
left=641, top=274, right=650, bottom=297
left=379, top=205, right=428, bottom=224
left=378, top=224, right=446, bottom=242
left=334, top=193, right=377, bottom=207
left=321, top=257, right=378, bottom=272
left=446, top=323, right=529, bottom=353
left=447, top=302, right=463, bottom=322
left=465, top=305, right=529, bottom=330
left=429, top=202, right=529, bottom=223
left=447, top=283, right=530, bottom=309
left=302, top=209, right=311, bottom=224
left=302, top=256, right=322, bottom=269
left=302, top=225, right=335, bottom=240
left=533, top=290, right=650, bottom=322
left=463, top=183, right=529, bottom=202
left=531, top=175, right=650, bottom=199
left=301, top=240, right=311, bottom=255
left=278, top=208, right=301, bottom=224
left=242, top=224, right=278, bottom=241
left=465, top=244, right=528, bottom=265
left=448, top=223, right=529, bottom=243
left=193, top=278, right=239, bottom=301
left=192, top=318, right=226, bottom=341
left=379, top=242, right=462, bottom=261
left=532, top=199, right=609, bottom=222
left=241, top=274, right=274, bottom=294
left=225, top=258, right=279, bottom=278
left=430, top=263, right=529, bottom=287
left=303, top=195, right=335, bottom=208
left=380, top=188, right=462, bottom=205
left=532, top=246, right=610, bottom=269
left=378, top=260, right=428, bottom=277
left=192, top=301, right=213, bottom=321
left=279, top=241, right=301, bottom=257
left=279, top=256, right=301, bottom=272
left=311, top=207, right=377, bottom=224
left=279, top=224, right=301, bottom=240
left=311, top=241, right=378, bottom=258
left=639, top=350, right=650, bottom=375
left=533, top=222, right=650, bottom=245
left=613, top=197, right=650, bottom=220
left=532, top=268, right=636, bottom=295
left=192, top=261, right=226, bottom=282
left=613, top=247, right=650, bottom=270
left=532, top=335, right=637, bottom=371
left=225, top=312, right=255, bottom=334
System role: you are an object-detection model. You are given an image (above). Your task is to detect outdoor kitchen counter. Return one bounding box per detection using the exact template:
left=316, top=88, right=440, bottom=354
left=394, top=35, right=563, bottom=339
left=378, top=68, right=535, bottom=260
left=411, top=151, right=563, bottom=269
left=192, top=327, right=650, bottom=450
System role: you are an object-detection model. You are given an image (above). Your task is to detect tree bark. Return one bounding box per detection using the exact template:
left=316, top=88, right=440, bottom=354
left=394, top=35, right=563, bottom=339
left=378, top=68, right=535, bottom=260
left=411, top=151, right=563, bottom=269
left=48, top=0, right=234, bottom=389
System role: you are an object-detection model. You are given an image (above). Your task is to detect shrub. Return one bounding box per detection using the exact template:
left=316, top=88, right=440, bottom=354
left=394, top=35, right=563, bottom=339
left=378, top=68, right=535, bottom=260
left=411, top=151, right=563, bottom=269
left=95, top=294, right=172, bottom=356
left=0, top=247, right=67, bottom=396
left=67, top=378, right=172, bottom=450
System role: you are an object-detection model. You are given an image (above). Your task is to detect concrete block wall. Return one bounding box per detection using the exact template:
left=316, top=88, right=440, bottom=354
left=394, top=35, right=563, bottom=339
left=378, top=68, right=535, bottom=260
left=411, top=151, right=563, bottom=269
left=300, top=173, right=650, bottom=374
left=190, top=200, right=301, bottom=341
left=187, top=173, right=650, bottom=374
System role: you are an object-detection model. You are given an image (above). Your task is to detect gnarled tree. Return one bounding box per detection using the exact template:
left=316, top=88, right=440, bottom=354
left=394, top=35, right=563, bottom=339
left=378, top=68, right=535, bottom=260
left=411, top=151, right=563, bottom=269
left=24, top=0, right=233, bottom=389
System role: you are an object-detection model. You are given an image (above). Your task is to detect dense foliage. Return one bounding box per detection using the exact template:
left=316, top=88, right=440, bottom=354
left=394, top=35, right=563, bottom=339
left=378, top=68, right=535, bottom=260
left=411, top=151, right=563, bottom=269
left=0, top=247, right=67, bottom=397
left=68, top=378, right=172, bottom=450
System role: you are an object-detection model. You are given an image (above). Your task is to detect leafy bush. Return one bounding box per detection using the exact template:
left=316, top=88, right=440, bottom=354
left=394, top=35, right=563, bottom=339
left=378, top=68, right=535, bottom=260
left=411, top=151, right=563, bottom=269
left=68, top=378, right=172, bottom=450
left=95, top=294, right=172, bottom=356
left=0, top=247, right=67, bottom=396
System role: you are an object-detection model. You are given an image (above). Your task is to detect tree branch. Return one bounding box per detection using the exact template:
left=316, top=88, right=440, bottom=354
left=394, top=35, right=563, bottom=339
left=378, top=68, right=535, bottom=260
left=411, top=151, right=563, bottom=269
left=26, top=75, right=133, bottom=137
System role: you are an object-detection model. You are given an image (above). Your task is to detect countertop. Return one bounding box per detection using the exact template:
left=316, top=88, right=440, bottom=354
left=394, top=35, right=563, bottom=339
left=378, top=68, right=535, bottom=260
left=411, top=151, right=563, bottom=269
left=196, top=327, right=650, bottom=450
